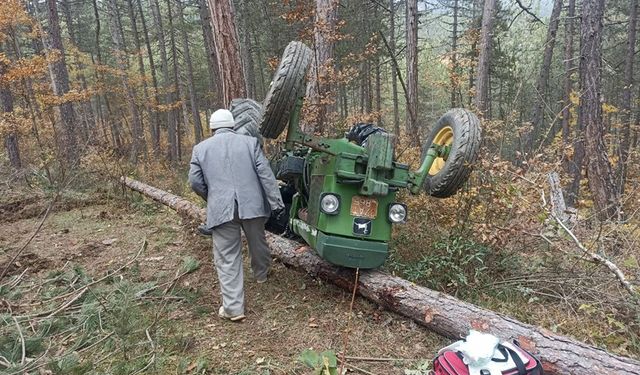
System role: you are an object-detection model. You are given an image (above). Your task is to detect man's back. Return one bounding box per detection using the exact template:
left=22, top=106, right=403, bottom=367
left=189, top=128, right=280, bottom=228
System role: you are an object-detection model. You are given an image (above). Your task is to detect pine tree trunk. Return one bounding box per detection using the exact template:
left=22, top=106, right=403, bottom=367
left=474, top=0, right=496, bottom=116
left=450, top=0, right=459, bottom=108
left=406, top=0, right=419, bottom=142
left=616, top=0, right=638, bottom=195
left=304, top=0, right=337, bottom=134
left=60, top=0, right=93, bottom=143
left=127, top=0, right=160, bottom=154
left=178, top=0, right=204, bottom=144
left=207, top=0, right=246, bottom=107
left=198, top=0, right=222, bottom=110
left=45, top=0, right=77, bottom=164
left=0, top=58, right=21, bottom=170
left=527, top=0, right=563, bottom=153
left=166, top=0, right=183, bottom=161
left=107, top=0, right=146, bottom=164
left=137, top=0, right=162, bottom=155
left=151, top=0, right=178, bottom=162
left=579, top=0, right=620, bottom=220
left=390, top=0, right=400, bottom=137
left=561, top=0, right=576, bottom=147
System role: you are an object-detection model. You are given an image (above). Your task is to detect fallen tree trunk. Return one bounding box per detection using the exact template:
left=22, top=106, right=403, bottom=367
left=122, top=177, right=640, bottom=375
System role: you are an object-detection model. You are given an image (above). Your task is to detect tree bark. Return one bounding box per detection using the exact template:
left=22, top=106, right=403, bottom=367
left=45, top=0, right=77, bottom=164
left=137, top=0, right=162, bottom=154
left=207, top=0, right=246, bottom=107
left=0, top=58, right=21, bottom=170
left=406, top=0, right=419, bottom=142
left=561, top=0, right=576, bottom=147
left=389, top=0, right=400, bottom=136
left=450, top=0, right=460, bottom=108
left=166, top=0, right=184, bottom=161
left=304, top=0, right=337, bottom=134
left=151, top=0, right=178, bottom=162
left=60, top=0, right=93, bottom=143
left=198, top=0, right=222, bottom=110
left=474, top=0, right=496, bottom=117
left=178, top=0, right=204, bottom=144
left=527, top=0, right=563, bottom=154
left=616, top=0, right=638, bottom=195
left=122, top=177, right=640, bottom=375
left=578, top=0, right=620, bottom=220
left=127, top=0, right=160, bottom=154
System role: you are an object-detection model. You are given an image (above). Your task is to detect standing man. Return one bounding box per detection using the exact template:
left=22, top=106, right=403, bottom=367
left=189, top=109, right=284, bottom=321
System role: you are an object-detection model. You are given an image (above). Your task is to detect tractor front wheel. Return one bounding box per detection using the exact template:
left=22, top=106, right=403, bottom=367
left=421, top=109, right=481, bottom=198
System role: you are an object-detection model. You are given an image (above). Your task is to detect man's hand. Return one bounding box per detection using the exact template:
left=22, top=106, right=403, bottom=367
left=272, top=207, right=287, bottom=221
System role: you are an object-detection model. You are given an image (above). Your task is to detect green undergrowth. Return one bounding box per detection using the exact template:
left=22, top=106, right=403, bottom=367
left=388, top=232, right=640, bottom=358
left=0, top=255, right=204, bottom=374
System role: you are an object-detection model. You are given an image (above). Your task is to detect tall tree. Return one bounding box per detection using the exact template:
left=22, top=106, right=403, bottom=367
left=474, top=0, right=496, bottom=116
left=127, top=0, right=160, bottom=154
left=527, top=0, right=563, bottom=153
left=389, top=0, right=399, bottom=136
left=137, top=0, right=162, bottom=154
left=207, top=0, right=246, bottom=107
left=406, top=0, right=419, bottom=142
left=178, top=0, right=204, bottom=143
left=166, top=0, right=184, bottom=160
left=617, top=0, right=638, bottom=195
left=198, top=0, right=222, bottom=110
left=561, top=0, right=576, bottom=147
left=449, top=0, right=460, bottom=108
left=106, top=0, right=146, bottom=164
left=305, top=0, right=337, bottom=134
left=0, top=56, right=21, bottom=170
left=151, top=0, right=178, bottom=162
left=45, top=0, right=77, bottom=164
left=578, top=0, right=620, bottom=220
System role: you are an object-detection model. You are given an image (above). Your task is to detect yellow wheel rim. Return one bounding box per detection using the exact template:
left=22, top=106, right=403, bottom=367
left=428, top=126, right=454, bottom=175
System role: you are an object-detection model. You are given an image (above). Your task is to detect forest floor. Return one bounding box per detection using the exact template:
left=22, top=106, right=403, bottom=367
left=0, top=188, right=447, bottom=374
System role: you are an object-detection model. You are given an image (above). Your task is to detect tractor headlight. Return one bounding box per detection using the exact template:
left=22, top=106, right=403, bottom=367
left=320, top=193, right=340, bottom=215
left=388, top=203, right=407, bottom=223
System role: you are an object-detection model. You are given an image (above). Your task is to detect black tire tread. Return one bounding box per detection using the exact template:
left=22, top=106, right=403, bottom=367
left=422, top=108, right=481, bottom=198
left=230, top=98, right=262, bottom=141
left=260, top=41, right=312, bottom=139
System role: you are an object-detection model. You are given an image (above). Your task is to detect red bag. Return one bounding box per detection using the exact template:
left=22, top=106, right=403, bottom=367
left=433, top=341, right=544, bottom=375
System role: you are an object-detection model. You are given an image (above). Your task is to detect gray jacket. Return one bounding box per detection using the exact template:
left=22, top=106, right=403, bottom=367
left=188, top=128, right=284, bottom=228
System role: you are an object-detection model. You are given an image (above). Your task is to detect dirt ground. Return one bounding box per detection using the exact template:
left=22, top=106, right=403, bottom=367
left=0, top=193, right=448, bottom=374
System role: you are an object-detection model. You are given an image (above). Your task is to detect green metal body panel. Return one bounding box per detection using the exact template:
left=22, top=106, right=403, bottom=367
left=281, top=98, right=445, bottom=269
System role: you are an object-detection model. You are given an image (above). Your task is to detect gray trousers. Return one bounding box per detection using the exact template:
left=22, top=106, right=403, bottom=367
left=211, top=211, right=271, bottom=316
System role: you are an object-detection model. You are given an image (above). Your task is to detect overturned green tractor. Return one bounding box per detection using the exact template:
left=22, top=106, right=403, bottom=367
left=232, top=41, right=481, bottom=269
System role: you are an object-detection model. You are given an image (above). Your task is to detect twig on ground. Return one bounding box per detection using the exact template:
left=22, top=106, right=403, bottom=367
left=338, top=268, right=360, bottom=375
left=345, top=356, right=413, bottom=362
left=21, top=239, right=148, bottom=307
left=338, top=359, right=377, bottom=375
left=46, top=287, right=88, bottom=318
left=551, top=213, right=636, bottom=296
left=12, top=316, right=25, bottom=365
left=0, top=200, right=55, bottom=280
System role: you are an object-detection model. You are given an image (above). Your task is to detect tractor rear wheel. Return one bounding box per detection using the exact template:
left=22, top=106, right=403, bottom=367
left=421, top=108, right=481, bottom=198
left=230, top=98, right=263, bottom=143
left=259, top=41, right=312, bottom=139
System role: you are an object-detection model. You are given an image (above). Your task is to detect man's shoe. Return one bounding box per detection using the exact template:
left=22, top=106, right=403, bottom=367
left=198, top=224, right=213, bottom=237
left=256, top=276, right=267, bottom=284
left=218, top=306, right=246, bottom=321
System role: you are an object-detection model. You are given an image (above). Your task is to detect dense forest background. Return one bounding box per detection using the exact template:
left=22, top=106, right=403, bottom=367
left=2, top=0, right=640, bottom=369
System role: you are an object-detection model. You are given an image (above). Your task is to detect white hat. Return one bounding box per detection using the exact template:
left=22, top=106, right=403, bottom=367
left=210, top=109, right=235, bottom=130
